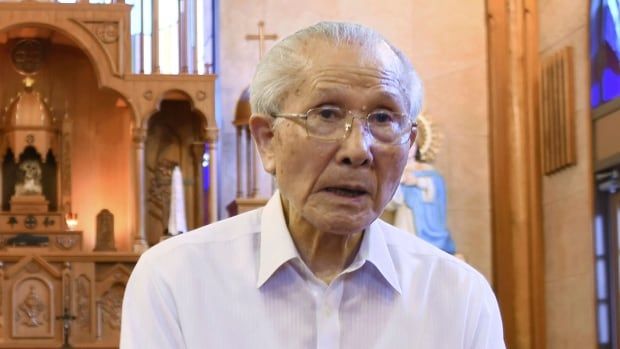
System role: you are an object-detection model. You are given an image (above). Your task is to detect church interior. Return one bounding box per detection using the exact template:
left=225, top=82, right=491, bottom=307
left=0, top=0, right=618, bottom=348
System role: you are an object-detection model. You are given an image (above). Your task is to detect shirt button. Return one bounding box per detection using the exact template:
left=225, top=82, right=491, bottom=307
left=323, top=305, right=332, bottom=316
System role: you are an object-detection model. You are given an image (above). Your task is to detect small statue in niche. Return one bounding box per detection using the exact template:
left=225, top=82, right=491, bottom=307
left=94, top=209, right=116, bottom=252
left=15, top=160, right=43, bottom=195
left=390, top=114, right=457, bottom=254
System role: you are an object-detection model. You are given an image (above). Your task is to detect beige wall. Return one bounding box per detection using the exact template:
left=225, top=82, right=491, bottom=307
left=538, top=0, right=597, bottom=347
left=218, top=0, right=492, bottom=279
left=595, top=109, right=620, bottom=164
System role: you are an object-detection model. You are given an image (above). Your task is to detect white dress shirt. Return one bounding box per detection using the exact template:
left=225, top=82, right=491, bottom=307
left=121, top=193, right=505, bottom=349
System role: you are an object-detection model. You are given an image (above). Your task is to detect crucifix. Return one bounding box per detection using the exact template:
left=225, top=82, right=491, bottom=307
left=243, top=21, right=278, bottom=197
left=56, top=307, right=77, bottom=349
left=245, top=21, right=278, bottom=60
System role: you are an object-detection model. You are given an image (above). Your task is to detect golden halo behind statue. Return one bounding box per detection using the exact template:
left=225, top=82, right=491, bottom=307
left=415, top=113, right=442, bottom=163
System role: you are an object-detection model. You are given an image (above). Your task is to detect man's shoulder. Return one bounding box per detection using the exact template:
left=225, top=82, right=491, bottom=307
left=376, top=219, right=487, bottom=284
left=138, top=209, right=262, bottom=263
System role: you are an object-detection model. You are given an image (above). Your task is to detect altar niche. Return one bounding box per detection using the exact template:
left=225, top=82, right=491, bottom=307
left=2, top=146, right=58, bottom=212
left=145, top=97, right=207, bottom=246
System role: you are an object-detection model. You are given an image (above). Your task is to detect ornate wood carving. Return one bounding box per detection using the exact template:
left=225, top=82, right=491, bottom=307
left=143, top=90, right=154, bottom=101
left=93, top=22, right=119, bottom=44
left=11, top=39, right=46, bottom=75
left=146, top=159, right=175, bottom=242
left=1, top=254, right=137, bottom=347
left=61, top=118, right=72, bottom=214
left=100, top=283, right=124, bottom=330
left=12, top=276, right=54, bottom=338
left=75, top=274, right=91, bottom=330
left=17, top=285, right=46, bottom=328
left=196, top=90, right=206, bottom=101
left=539, top=46, right=576, bottom=175
left=56, top=236, right=77, bottom=250
left=70, top=19, right=121, bottom=76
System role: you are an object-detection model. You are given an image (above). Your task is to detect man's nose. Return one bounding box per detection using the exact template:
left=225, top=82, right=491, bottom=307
left=336, top=118, right=373, bottom=167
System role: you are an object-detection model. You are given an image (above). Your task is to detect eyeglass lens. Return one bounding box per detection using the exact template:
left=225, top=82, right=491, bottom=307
left=305, top=107, right=411, bottom=144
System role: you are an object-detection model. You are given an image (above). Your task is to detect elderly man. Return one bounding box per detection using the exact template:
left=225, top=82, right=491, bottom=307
left=121, top=22, right=505, bottom=348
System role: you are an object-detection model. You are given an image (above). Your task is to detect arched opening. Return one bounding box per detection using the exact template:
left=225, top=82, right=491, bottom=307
left=0, top=24, right=136, bottom=251
left=145, top=98, right=206, bottom=245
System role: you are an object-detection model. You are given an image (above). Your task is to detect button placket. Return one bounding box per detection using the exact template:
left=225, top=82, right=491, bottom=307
left=316, top=278, right=344, bottom=349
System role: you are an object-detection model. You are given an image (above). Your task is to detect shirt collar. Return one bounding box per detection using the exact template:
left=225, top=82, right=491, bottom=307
left=353, top=220, right=402, bottom=294
left=256, top=192, right=300, bottom=288
left=256, top=191, right=402, bottom=294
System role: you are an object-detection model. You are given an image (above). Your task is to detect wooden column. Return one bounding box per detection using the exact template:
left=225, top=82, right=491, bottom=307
left=179, top=0, right=189, bottom=73
left=487, top=0, right=545, bottom=348
left=236, top=127, right=244, bottom=197
left=131, top=127, right=148, bottom=253
left=61, top=114, right=73, bottom=214
left=206, top=128, right=219, bottom=223
left=139, top=0, right=144, bottom=73
left=191, top=142, right=206, bottom=228
left=177, top=0, right=184, bottom=73
left=192, top=0, right=198, bottom=73
left=151, top=0, right=160, bottom=73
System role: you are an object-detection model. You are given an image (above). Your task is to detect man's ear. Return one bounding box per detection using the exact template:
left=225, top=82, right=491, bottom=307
left=409, top=126, right=418, bottom=149
left=249, top=114, right=276, bottom=175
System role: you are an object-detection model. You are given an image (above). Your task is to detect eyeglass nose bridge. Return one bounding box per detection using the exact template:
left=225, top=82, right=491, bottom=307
left=342, top=111, right=372, bottom=140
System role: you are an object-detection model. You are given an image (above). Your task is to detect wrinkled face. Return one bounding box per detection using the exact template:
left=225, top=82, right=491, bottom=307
left=268, top=40, right=415, bottom=235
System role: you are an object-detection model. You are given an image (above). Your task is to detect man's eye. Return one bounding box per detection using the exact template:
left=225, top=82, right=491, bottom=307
left=315, top=107, right=343, bottom=120
left=370, top=111, right=395, bottom=124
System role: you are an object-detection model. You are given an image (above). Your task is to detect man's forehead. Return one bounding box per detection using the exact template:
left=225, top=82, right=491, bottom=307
left=303, top=62, right=404, bottom=104
left=304, top=39, right=399, bottom=67
left=308, top=66, right=400, bottom=88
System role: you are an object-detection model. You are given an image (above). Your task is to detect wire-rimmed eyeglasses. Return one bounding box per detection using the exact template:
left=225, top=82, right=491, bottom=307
left=272, top=106, right=417, bottom=145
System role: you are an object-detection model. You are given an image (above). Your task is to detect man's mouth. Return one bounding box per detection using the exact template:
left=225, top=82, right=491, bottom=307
left=324, top=187, right=368, bottom=197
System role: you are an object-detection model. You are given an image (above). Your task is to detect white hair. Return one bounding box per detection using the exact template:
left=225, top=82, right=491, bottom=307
left=249, top=21, right=423, bottom=120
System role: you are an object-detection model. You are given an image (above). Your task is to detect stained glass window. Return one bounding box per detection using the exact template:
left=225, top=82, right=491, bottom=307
left=591, top=0, right=620, bottom=108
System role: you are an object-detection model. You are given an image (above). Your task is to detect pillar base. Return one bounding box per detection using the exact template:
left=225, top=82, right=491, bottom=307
left=132, top=240, right=148, bottom=254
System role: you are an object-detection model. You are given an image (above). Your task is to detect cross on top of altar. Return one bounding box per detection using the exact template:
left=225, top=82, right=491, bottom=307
left=245, top=21, right=278, bottom=59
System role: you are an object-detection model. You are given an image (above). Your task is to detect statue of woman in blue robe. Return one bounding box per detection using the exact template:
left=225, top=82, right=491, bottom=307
left=400, top=148, right=456, bottom=254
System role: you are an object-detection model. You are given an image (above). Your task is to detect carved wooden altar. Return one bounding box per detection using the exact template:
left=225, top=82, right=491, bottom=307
left=0, top=252, right=138, bottom=348
left=0, top=0, right=218, bottom=347
left=0, top=1, right=218, bottom=253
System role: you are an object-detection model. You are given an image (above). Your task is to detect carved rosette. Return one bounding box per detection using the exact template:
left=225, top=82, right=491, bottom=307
left=55, top=236, right=77, bottom=250
left=93, top=22, right=119, bottom=44
left=71, top=19, right=121, bottom=75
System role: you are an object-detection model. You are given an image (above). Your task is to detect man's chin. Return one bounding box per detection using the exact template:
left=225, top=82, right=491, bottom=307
left=307, top=214, right=375, bottom=235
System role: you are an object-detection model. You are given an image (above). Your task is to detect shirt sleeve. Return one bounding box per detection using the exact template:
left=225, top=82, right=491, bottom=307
left=467, top=275, right=506, bottom=349
left=120, top=253, right=186, bottom=349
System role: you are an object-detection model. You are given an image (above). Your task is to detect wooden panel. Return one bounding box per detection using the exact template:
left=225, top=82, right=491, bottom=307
left=539, top=47, right=576, bottom=175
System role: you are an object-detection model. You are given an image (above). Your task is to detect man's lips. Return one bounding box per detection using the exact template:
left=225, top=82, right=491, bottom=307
left=323, top=186, right=370, bottom=197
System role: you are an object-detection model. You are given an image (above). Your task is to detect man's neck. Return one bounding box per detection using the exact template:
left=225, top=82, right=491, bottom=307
left=282, top=198, right=365, bottom=285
